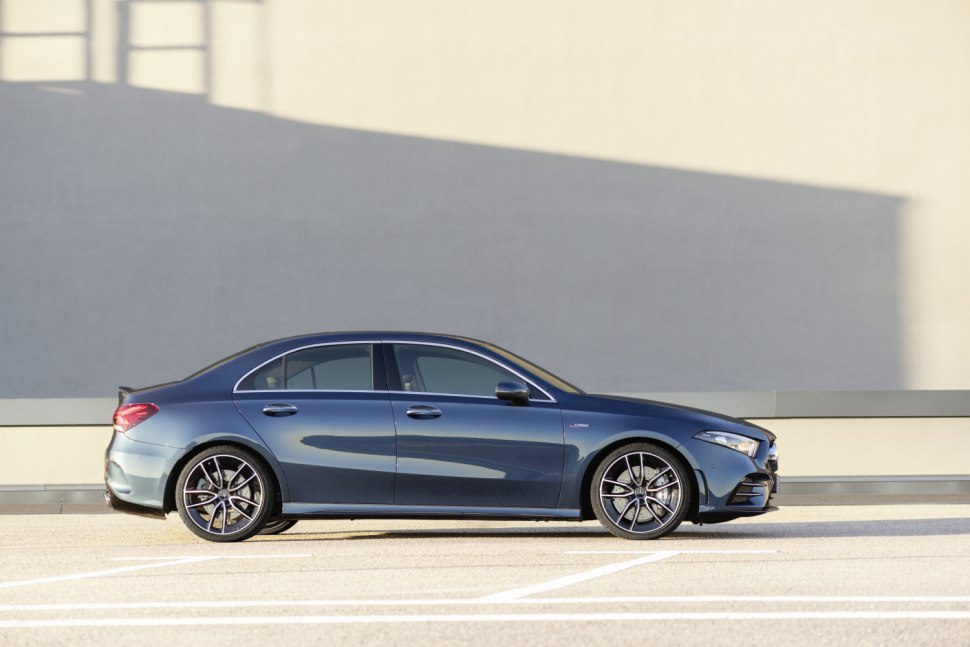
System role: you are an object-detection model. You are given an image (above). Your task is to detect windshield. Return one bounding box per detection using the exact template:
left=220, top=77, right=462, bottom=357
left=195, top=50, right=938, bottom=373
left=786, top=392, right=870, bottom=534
left=480, top=342, right=585, bottom=395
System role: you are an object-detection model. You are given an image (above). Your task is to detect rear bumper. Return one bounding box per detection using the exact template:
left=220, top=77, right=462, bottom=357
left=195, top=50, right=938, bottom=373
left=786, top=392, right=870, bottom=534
left=104, top=490, right=165, bottom=520
left=104, top=430, right=182, bottom=516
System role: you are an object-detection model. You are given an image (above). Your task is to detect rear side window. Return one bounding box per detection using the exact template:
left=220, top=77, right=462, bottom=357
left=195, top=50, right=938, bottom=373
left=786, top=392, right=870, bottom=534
left=237, top=344, right=373, bottom=391
left=240, top=358, right=284, bottom=390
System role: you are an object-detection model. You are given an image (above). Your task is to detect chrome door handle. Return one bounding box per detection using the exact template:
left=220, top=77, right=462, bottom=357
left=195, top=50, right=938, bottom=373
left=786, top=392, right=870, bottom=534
left=406, top=405, right=442, bottom=420
left=263, top=403, right=298, bottom=416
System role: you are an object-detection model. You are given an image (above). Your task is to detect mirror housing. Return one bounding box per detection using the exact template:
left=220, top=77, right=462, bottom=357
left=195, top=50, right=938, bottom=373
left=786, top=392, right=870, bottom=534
left=495, top=379, right=530, bottom=405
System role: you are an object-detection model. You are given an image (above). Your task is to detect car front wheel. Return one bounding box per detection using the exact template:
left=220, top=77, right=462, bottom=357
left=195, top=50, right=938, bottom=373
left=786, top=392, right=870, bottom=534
left=590, top=442, right=691, bottom=540
left=175, top=445, right=274, bottom=542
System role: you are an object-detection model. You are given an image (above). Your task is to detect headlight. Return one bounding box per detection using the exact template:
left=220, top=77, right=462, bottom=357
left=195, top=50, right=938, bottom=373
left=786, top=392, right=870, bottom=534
left=694, top=430, right=760, bottom=458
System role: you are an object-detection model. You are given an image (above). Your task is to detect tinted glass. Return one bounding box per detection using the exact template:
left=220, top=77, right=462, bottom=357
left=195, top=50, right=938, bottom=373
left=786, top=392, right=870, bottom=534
left=238, top=358, right=284, bottom=390
left=479, top=341, right=584, bottom=395
left=285, top=345, right=372, bottom=390
left=393, top=344, right=536, bottom=398
left=238, top=344, right=372, bottom=391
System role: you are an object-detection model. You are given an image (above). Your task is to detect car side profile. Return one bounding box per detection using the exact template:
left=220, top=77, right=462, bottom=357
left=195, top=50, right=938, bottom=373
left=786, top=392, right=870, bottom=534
left=105, top=332, right=778, bottom=541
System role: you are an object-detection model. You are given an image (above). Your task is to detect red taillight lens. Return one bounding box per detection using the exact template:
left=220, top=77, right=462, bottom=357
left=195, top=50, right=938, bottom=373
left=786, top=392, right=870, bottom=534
left=113, top=403, right=159, bottom=433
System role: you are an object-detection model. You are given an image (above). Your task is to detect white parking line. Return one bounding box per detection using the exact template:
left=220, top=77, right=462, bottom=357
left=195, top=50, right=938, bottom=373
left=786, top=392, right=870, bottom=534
left=0, top=554, right=311, bottom=591
left=0, top=557, right=216, bottom=591
left=477, top=551, right=681, bottom=601
left=567, top=550, right=777, bottom=555
left=3, top=595, right=970, bottom=613
left=111, top=554, right=312, bottom=561
left=2, top=549, right=967, bottom=629
left=3, top=611, right=970, bottom=629
left=478, top=549, right=776, bottom=602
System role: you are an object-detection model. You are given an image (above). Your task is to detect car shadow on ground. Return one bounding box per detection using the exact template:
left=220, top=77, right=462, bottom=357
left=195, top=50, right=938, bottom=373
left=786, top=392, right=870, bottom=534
left=683, top=516, right=970, bottom=539
left=253, top=515, right=970, bottom=542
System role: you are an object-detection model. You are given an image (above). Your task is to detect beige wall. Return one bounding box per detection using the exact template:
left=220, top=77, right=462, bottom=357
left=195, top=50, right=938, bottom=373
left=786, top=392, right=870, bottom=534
left=2, top=419, right=966, bottom=486
left=0, top=426, right=112, bottom=484
left=752, top=418, right=970, bottom=477
left=2, top=0, right=969, bottom=391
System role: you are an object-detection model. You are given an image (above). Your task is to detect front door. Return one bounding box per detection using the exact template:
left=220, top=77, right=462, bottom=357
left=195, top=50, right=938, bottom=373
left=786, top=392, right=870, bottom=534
left=386, top=343, right=565, bottom=509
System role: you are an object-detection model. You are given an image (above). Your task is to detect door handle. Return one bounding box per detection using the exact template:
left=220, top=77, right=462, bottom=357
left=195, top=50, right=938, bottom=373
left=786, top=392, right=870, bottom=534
left=406, top=405, right=442, bottom=420
left=263, top=403, right=298, bottom=417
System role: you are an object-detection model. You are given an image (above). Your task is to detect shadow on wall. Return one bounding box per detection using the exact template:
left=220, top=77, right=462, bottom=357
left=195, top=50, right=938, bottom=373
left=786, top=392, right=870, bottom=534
left=0, top=82, right=904, bottom=397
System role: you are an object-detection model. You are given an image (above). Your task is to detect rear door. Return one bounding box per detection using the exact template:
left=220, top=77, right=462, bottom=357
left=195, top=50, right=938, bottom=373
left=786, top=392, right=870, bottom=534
left=233, top=342, right=396, bottom=504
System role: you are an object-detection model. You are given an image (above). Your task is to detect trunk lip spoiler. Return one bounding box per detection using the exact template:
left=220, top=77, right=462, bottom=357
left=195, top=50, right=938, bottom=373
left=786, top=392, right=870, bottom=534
left=118, top=386, right=133, bottom=406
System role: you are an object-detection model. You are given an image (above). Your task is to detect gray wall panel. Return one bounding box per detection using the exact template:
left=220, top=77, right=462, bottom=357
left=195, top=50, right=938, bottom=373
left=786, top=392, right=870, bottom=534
left=1, top=82, right=903, bottom=397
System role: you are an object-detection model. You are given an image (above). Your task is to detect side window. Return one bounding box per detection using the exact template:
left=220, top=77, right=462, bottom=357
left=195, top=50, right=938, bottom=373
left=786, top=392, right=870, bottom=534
left=285, top=345, right=373, bottom=390
left=393, top=344, right=525, bottom=398
left=238, top=344, right=373, bottom=391
left=239, top=358, right=284, bottom=390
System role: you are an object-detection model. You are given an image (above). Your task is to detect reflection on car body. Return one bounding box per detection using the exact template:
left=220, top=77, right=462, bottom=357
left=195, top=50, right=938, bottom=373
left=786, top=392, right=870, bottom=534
left=105, top=332, right=778, bottom=541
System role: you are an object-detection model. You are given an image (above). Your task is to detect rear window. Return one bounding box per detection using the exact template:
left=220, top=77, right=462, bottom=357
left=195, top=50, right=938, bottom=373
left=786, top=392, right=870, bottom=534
left=237, top=344, right=373, bottom=391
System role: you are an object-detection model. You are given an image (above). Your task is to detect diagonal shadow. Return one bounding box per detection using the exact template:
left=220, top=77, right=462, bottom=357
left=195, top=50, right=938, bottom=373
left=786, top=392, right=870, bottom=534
left=0, top=82, right=905, bottom=397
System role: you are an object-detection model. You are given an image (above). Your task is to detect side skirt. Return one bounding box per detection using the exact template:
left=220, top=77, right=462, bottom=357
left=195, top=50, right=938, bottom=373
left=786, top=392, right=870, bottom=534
left=282, top=503, right=582, bottom=522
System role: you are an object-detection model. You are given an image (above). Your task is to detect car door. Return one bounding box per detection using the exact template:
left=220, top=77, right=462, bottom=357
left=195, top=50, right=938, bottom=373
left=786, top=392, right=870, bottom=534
left=386, top=342, right=565, bottom=509
left=233, top=342, right=396, bottom=504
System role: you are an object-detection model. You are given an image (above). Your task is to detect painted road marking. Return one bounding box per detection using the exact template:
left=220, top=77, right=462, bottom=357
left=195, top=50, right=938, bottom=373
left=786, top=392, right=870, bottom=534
left=0, top=554, right=311, bottom=591
left=477, top=550, right=681, bottom=601
left=567, top=550, right=777, bottom=555
left=3, top=595, right=970, bottom=613
left=0, top=557, right=216, bottom=591
left=478, top=549, right=777, bottom=602
left=2, top=549, right=968, bottom=629
left=3, top=611, right=970, bottom=629
left=110, top=554, right=312, bottom=561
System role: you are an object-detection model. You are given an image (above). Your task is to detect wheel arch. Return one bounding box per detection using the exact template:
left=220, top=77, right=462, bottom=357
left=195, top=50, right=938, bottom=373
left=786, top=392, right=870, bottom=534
left=578, top=436, right=699, bottom=523
left=163, top=439, right=285, bottom=518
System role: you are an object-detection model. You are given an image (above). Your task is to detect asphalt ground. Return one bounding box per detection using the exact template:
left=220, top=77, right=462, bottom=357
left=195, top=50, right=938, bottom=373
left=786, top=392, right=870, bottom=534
left=1, top=505, right=969, bottom=646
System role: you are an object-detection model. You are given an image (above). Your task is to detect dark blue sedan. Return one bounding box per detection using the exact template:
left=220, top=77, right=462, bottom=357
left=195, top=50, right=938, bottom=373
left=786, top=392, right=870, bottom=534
left=105, top=332, right=778, bottom=541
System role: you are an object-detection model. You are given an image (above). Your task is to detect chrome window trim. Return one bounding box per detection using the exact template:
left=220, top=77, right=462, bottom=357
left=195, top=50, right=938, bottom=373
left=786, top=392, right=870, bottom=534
left=386, top=390, right=556, bottom=403
left=235, top=389, right=379, bottom=395
left=233, top=340, right=381, bottom=393
left=233, top=339, right=557, bottom=402
left=382, top=340, right=556, bottom=402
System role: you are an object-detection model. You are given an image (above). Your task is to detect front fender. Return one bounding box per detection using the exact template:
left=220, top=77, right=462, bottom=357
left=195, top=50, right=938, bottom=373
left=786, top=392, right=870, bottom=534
left=558, top=412, right=700, bottom=510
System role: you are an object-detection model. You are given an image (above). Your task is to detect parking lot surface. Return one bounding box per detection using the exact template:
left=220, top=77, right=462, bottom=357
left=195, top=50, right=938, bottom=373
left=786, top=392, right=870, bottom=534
left=1, top=505, right=969, bottom=646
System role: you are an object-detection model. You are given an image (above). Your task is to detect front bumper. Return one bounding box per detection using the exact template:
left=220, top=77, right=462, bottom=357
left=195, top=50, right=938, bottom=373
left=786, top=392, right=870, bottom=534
left=690, top=439, right=779, bottom=524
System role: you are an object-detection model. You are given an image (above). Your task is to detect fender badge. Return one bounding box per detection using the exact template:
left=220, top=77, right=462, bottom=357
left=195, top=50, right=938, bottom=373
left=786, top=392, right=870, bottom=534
left=568, top=423, right=589, bottom=428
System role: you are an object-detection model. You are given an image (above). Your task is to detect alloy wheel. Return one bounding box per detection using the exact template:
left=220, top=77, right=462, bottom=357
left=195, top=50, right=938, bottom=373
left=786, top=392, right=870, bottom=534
left=181, top=453, right=265, bottom=537
left=597, top=449, right=684, bottom=536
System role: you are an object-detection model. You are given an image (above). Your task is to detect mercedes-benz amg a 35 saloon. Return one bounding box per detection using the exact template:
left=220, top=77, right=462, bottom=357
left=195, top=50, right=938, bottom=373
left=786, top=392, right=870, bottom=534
left=105, top=332, right=778, bottom=542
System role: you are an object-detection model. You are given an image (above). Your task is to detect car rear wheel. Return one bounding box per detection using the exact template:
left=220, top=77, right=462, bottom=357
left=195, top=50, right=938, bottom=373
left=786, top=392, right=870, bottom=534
left=259, top=519, right=298, bottom=535
left=590, top=442, right=691, bottom=540
left=175, top=445, right=274, bottom=542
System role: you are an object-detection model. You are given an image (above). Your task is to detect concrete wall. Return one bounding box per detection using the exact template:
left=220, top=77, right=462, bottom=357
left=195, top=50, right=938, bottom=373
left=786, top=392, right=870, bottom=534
left=0, top=426, right=111, bottom=484
left=3, top=416, right=968, bottom=486
left=2, top=392, right=967, bottom=502
left=1, top=1, right=969, bottom=401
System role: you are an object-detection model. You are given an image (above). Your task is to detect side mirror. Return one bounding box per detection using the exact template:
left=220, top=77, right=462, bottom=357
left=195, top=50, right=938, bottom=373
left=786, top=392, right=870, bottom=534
left=495, top=379, right=530, bottom=406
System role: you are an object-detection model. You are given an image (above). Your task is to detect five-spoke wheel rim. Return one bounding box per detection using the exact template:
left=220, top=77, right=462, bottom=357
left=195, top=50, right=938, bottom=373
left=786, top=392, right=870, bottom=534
left=181, top=454, right=264, bottom=536
left=598, top=451, right=682, bottom=535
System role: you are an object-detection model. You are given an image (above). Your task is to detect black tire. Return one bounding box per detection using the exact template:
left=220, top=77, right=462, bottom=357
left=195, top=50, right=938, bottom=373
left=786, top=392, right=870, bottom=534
left=590, top=442, right=691, bottom=540
left=175, top=445, right=275, bottom=542
left=259, top=519, right=298, bottom=535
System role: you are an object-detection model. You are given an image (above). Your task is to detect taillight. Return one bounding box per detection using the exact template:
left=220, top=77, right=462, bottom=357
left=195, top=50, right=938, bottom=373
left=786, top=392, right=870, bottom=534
left=113, top=403, right=159, bottom=433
